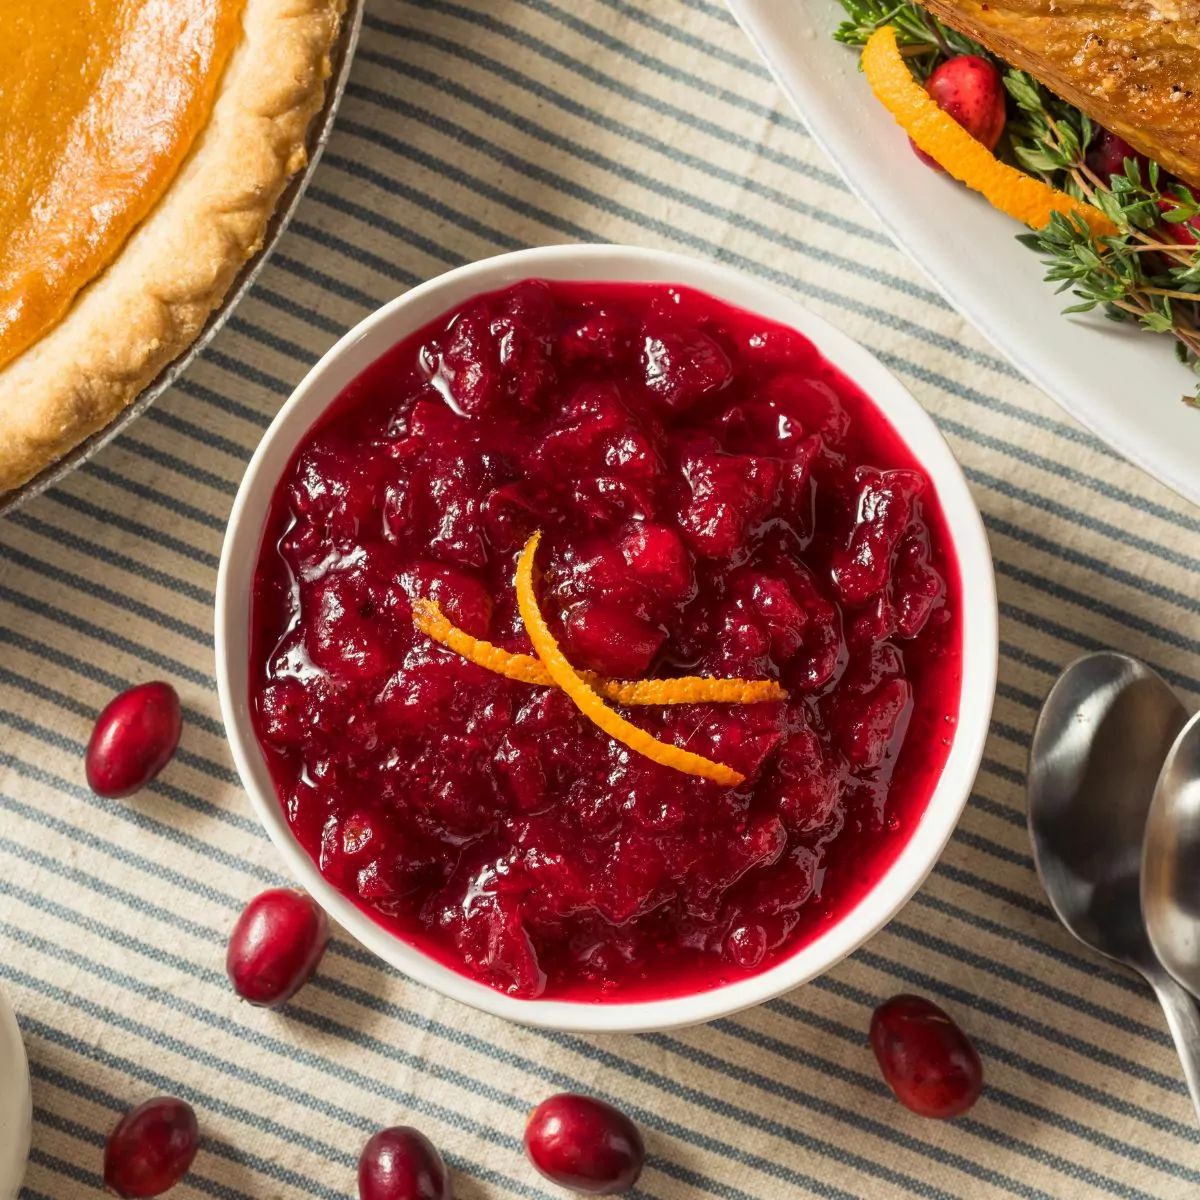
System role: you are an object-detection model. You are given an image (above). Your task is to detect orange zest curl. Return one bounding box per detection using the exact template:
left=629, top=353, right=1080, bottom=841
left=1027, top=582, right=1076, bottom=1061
left=515, top=531, right=746, bottom=788
left=412, top=599, right=787, bottom=707
left=861, top=26, right=1118, bottom=238
left=598, top=676, right=785, bottom=706
left=411, top=598, right=549, bottom=686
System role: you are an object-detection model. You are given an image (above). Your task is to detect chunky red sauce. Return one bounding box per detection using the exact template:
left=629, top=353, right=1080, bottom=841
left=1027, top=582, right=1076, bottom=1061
left=249, top=280, right=962, bottom=1002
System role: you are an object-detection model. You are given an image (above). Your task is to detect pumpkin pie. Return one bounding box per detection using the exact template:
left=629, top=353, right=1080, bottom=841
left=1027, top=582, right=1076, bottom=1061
left=0, top=0, right=344, bottom=494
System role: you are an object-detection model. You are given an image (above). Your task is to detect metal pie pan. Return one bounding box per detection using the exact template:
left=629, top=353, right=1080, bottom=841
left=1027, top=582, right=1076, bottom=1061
left=0, top=0, right=364, bottom=517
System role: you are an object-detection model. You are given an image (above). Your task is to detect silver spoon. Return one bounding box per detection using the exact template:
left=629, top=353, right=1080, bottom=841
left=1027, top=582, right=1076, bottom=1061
left=1144, top=708, right=1200, bottom=998
left=1028, top=651, right=1200, bottom=1118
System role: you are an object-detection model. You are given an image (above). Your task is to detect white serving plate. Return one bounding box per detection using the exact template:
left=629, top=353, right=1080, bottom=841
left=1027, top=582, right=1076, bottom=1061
left=728, top=0, right=1200, bottom=505
left=0, top=987, right=30, bottom=1200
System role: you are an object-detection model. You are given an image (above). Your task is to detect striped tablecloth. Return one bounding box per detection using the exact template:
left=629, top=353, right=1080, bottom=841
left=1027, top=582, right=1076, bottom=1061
left=4, top=2, right=1199, bottom=1197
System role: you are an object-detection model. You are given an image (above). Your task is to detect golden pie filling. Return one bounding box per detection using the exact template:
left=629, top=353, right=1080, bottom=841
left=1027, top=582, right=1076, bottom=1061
left=0, top=0, right=246, bottom=370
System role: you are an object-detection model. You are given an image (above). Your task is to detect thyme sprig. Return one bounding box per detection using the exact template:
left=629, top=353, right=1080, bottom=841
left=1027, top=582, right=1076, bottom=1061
left=832, top=0, right=1200, bottom=402
left=832, top=0, right=984, bottom=77
left=1004, top=70, right=1200, bottom=395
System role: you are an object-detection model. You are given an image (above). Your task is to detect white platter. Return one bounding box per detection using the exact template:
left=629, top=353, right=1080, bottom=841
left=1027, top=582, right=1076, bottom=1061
left=0, top=987, right=30, bottom=1200
left=728, top=0, right=1200, bottom=505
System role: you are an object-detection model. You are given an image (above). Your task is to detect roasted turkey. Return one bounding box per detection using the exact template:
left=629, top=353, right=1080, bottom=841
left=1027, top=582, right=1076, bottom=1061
left=914, top=0, right=1200, bottom=185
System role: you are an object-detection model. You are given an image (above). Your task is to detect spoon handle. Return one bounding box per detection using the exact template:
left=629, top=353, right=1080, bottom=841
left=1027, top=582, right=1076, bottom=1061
left=1151, top=971, right=1200, bottom=1121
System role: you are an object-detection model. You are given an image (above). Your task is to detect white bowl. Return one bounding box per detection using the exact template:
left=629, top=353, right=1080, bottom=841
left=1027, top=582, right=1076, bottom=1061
left=216, top=244, right=998, bottom=1033
left=0, top=986, right=31, bottom=1199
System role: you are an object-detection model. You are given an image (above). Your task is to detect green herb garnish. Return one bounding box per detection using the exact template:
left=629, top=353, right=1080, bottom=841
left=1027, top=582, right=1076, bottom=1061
left=832, top=0, right=984, bottom=77
left=832, top=0, right=1200, bottom=402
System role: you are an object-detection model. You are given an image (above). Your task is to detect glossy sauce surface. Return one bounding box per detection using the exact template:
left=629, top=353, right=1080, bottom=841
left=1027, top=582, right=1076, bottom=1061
left=0, top=0, right=245, bottom=367
left=250, top=280, right=962, bottom=1002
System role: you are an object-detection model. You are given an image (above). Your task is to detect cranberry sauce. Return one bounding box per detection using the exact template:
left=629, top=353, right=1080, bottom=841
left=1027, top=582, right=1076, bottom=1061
left=249, top=280, right=962, bottom=1002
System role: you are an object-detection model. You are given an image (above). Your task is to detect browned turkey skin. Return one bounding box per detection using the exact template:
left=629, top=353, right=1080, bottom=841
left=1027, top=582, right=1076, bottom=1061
left=914, top=0, right=1200, bottom=185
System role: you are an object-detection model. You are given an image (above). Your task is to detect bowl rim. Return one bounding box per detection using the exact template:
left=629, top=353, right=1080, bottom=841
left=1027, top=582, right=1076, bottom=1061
left=215, top=243, right=998, bottom=1033
left=0, top=985, right=31, bottom=1200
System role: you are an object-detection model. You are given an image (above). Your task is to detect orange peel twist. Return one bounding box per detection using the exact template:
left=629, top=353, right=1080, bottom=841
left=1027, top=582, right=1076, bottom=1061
left=862, top=26, right=1118, bottom=237
left=515, top=531, right=746, bottom=787
left=411, top=599, right=786, bottom=706
left=412, top=598, right=550, bottom=687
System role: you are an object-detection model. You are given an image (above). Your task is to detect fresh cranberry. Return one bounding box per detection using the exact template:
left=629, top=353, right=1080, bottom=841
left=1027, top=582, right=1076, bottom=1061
left=525, top=1094, right=645, bottom=1194
left=1087, top=128, right=1150, bottom=186
left=358, top=1126, right=451, bottom=1200
left=226, top=888, right=329, bottom=1008
left=85, top=681, right=182, bottom=798
left=911, top=55, right=1006, bottom=170
left=870, top=994, right=983, bottom=1118
left=103, top=1096, right=199, bottom=1198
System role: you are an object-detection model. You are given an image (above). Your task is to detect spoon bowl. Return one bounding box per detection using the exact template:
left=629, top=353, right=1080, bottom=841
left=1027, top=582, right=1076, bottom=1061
left=1028, top=651, right=1200, bottom=1119
left=1029, top=651, right=1187, bottom=967
left=1144, top=709, right=1200, bottom=996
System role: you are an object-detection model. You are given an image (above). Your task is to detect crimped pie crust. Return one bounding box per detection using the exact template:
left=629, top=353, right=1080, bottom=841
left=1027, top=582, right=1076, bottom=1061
left=0, top=0, right=344, bottom=493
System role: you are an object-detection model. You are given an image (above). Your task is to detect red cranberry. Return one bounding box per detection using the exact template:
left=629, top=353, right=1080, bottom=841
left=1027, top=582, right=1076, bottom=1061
left=1158, top=186, right=1200, bottom=245
left=737, top=573, right=809, bottom=659
left=524, top=1094, right=645, bottom=1194
left=1087, top=128, right=1150, bottom=186
left=85, top=681, right=182, bottom=798
left=831, top=468, right=924, bottom=605
left=910, top=55, right=1006, bottom=169
left=678, top=450, right=782, bottom=560
left=358, top=1126, right=451, bottom=1200
left=841, top=677, right=912, bottom=770
left=870, top=994, right=983, bottom=1118
left=640, top=326, right=731, bottom=411
left=619, top=523, right=694, bottom=604
left=401, top=561, right=493, bottom=639
left=562, top=601, right=666, bottom=678
left=103, top=1096, right=199, bottom=1198
left=226, top=888, right=330, bottom=1008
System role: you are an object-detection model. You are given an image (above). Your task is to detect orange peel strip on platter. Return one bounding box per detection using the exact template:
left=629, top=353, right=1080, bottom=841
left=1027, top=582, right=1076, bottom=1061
left=515, top=531, right=747, bottom=788
left=862, top=26, right=1119, bottom=238
left=412, top=598, right=787, bottom=706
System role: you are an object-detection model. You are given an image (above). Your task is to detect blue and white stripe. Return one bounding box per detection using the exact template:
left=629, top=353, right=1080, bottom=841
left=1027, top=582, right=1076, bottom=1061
left=3, top=1, right=1199, bottom=1196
